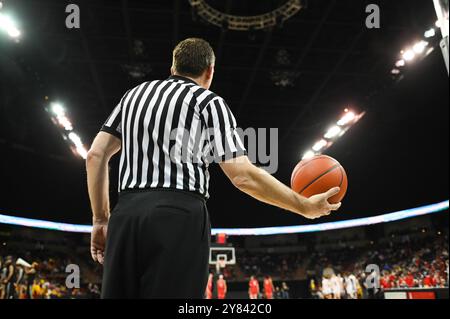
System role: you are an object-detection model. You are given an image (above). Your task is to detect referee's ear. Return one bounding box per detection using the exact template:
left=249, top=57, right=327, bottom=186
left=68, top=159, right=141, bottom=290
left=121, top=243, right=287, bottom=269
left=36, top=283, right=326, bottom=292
left=203, top=65, right=214, bottom=89
left=170, top=67, right=175, bottom=75
left=206, top=65, right=214, bottom=78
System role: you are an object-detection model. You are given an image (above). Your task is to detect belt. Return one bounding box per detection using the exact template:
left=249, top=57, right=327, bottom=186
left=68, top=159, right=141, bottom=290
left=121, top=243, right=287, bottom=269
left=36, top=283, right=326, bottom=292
left=119, top=187, right=207, bottom=203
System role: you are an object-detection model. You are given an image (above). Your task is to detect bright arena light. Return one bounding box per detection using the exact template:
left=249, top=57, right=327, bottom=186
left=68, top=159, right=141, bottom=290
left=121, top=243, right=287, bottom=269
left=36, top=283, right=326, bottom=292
left=324, top=125, right=342, bottom=139
left=391, top=23, right=441, bottom=77
left=0, top=12, right=21, bottom=38
left=395, top=59, right=405, bottom=67
left=68, top=132, right=83, bottom=147
left=302, top=150, right=315, bottom=160
left=51, top=103, right=65, bottom=117
left=300, top=109, right=363, bottom=160
left=68, top=132, right=88, bottom=159
left=312, top=139, right=327, bottom=152
left=46, top=101, right=88, bottom=160
left=50, top=103, right=73, bottom=130
left=76, top=146, right=88, bottom=159
left=402, top=49, right=416, bottom=62
left=412, top=40, right=428, bottom=54
left=57, top=116, right=73, bottom=131
left=337, top=111, right=356, bottom=126
left=424, top=28, right=436, bottom=38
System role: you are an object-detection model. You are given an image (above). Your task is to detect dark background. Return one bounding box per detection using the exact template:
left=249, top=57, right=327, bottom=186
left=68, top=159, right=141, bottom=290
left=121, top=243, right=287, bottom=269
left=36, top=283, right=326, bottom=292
left=0, top=0, right=448, bottom=227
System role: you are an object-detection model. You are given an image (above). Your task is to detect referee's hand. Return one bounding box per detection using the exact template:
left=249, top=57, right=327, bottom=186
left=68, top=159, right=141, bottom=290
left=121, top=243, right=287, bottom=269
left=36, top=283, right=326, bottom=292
left=302, top=187, right=342, bottom=219
left=91, top=221, right=108, bottom=264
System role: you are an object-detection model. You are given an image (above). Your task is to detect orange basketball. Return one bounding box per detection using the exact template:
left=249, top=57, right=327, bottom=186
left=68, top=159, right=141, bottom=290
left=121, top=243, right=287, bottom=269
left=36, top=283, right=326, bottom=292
left=291, top=155, right=347, bottom=204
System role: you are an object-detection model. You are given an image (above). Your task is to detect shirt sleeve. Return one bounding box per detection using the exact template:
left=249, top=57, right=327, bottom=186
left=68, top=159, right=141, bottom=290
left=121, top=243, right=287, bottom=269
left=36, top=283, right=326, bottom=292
left=100, top=93, right=127, bottom=138
left=201, top=97, right=247, bottom=163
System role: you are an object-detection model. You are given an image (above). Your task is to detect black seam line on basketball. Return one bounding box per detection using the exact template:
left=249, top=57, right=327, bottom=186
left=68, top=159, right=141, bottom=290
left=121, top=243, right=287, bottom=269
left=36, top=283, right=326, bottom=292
left=297, top=156, right=339, bottom=171
left=298, top=163, right=341, bottom=195
left=338, top=166, right=344, bottom=188
left=291, top=156, right=339, bottom=184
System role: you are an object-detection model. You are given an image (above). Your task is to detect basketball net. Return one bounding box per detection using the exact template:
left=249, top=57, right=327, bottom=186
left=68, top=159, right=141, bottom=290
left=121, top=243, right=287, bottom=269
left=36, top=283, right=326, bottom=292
left=216, top=259, right=226, bottom=274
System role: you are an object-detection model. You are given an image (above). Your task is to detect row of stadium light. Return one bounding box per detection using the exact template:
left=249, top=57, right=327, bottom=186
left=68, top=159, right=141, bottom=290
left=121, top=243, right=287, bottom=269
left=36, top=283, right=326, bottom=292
left=45, top=102, right=88, bottom=159
left=0, top=2, right=21, bottom=39
left=302, top=19, right=445, bottom=161
left=1, top=3, right=86, bottom=159
left=391, top=20, right=445, bottom=77
left=302, top=109, right=365, bottom=160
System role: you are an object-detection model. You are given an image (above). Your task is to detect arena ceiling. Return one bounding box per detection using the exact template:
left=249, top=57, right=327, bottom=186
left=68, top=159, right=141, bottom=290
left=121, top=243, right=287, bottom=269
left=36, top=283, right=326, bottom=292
left=0, top=0, right=448, bottom=227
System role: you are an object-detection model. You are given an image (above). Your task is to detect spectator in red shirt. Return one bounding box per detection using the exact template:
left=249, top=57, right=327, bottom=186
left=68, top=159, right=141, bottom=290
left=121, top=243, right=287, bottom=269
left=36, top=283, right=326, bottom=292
left=423, top=274, right=433, bottom=287
left=404, top=273, right=415, bottom=287
left=380, top=276, right=391, bottom=289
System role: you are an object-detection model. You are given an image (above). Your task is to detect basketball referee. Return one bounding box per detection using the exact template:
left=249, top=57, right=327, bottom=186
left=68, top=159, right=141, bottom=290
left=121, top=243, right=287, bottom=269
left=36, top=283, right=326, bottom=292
left=86, top=38, right=341, bottom=299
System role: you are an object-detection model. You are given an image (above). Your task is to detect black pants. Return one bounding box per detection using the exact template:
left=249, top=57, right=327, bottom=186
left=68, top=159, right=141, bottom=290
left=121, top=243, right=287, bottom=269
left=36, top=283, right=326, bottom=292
left=6, top=282, right=15, bottom=299
left=101, top=189, right=211, bottom=299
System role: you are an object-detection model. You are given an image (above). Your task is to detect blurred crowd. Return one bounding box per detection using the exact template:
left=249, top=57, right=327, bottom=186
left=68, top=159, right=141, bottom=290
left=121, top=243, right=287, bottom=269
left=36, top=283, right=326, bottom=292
left=237, top=251, right=302, bottom=280
left=1, top=223, right=448, bottom=299
left=309, top=233, right=449, bottom=299
left=0, top=254, right=100, bottom=299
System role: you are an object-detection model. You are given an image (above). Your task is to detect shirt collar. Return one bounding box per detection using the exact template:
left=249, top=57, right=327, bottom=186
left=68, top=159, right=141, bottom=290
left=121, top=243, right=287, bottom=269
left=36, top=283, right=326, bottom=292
left=168, top=75, right=199, bottom=85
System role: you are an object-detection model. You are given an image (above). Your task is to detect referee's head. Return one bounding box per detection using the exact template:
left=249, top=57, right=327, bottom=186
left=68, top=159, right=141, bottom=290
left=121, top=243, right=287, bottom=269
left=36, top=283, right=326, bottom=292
left=171, top=38, right=215, bottom=89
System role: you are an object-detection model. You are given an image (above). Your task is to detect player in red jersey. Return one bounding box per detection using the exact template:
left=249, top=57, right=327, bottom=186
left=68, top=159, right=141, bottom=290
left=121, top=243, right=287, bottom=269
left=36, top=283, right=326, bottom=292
left=248, top=276, right=260, bottom=299
left=205, top=273, right=213, bottom=299
left=263, top=275, right=274, bottom=299
left=216, top=275, right=227, bottom=299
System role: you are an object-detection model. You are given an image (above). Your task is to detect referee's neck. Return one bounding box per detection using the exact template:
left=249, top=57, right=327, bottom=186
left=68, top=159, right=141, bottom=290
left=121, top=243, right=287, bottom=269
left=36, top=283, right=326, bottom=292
left=171, top=70, right=212, bottom=90
left=173, top=73, right=201, bottom=86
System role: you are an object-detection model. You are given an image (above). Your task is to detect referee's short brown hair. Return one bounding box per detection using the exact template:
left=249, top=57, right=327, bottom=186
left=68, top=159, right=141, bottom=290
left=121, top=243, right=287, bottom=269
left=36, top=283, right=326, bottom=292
left=172, top=38, right=215, bottom=78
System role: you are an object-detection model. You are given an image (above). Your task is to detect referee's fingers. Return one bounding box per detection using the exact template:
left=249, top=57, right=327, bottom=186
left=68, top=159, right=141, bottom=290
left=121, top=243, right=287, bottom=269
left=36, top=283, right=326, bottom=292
left=325, top=187, right=340, bottom=198
left=97, top=250, right=104, bottom=265
left=329, top=202, right=341, bottom=211
left=91, top=247, right=98, bottom=262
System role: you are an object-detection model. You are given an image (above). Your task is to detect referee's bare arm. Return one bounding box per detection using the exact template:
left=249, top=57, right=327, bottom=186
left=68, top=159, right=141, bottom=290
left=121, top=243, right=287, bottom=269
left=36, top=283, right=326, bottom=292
left=86, top=132, right=120, bottom=263
left=220, top=156, right=341, bottom=219
left=86, top=132, right=121, bottom=223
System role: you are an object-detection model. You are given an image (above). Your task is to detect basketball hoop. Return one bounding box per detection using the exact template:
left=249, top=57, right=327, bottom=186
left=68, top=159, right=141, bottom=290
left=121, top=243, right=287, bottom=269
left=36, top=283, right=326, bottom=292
left=209, top=247, right=236, bottom=274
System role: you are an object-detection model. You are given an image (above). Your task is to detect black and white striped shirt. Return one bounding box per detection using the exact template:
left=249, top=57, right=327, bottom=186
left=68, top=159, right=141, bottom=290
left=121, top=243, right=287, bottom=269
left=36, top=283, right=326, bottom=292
left=101, top=75, right=246, bottom=198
